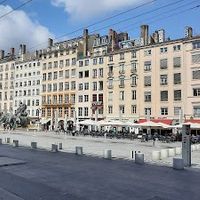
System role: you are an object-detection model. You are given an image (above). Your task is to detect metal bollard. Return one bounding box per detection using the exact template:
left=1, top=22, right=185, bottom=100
left=135, top=152, right=144, bottom=164
left=173, top=158, right=184, bottom=170
left=58, top=143, right=62, bottom=150
left=0, top=138, right=2, bottom=144
left=75, top=146, right=83, bottom=155
left=13, top=140, right=19, bottom=147
left=104, top=150, right=112, bottom=159
left=31, top=142, right=37, bottom=149
left=51, top=144, right=58, bottom=152
left=6, top=138, right=10, bottom=144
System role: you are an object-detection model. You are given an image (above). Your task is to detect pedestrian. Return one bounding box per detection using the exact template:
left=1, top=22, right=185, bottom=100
left=153, top=135, right=156, bottom=146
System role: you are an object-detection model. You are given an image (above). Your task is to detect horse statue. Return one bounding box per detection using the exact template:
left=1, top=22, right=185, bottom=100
left=0, top=102, right=29, bottom=130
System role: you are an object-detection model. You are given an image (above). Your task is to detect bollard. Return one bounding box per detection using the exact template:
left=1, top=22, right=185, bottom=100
left=152, top=151, right=161, bottom=160
left=175, top=147, right=181, bottom=155
left=0, top=138, right=2, bottom=144
left=173, top=158, right=184, bottom=170
left=75, top=146, right=83, bottom=155
left=51, top=144, right=58, bottom=152
left=135, top=153, right=144, bottom=164
left=168, top=148, right=175, bottom=157
left=6, top=138, right=10, bottom=144
left=58, top=143, right=62, bottom=150
left=160, top=149, right=169, bottom=159
left=31, top=142, right=37, bottom=149
left=130, top=150, right=135, bottom=159
left=13, top=140, right=19, bottom=147
left=104, top=150, right=112, bottom=159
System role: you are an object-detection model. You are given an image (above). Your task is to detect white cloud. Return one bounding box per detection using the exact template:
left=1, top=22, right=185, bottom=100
left=51, top=0, right=149, bottom=21
left=0, top=5, right=54, bottom=52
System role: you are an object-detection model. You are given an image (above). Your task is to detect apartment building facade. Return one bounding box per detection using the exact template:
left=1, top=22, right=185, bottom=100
left=0, top=25, right=200, bottom=126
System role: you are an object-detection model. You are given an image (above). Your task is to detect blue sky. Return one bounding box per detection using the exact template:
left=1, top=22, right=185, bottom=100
left=0, top=0, right=200, bottom=51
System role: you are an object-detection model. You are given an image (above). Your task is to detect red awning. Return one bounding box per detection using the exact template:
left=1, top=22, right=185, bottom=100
left=138, top=119, right=173, bottom=125
left=185, top=119, right=200, bottom=124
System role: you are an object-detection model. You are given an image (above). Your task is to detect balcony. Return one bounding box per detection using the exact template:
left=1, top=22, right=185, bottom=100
left=130, top=83, right=137, bottom=87
left=107, top=72, right=113, bottom=77
left=131, top=68, right=137, bottom=74
left=119, top=84, right=125, bottom=88
left=119, top=70, right=125, bottom=75
left=107, top=85, right=113, bottom=89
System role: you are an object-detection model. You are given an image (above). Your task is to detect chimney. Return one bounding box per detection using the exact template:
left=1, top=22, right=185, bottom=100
left=83, top=29, right=89, bottom=57
left=48, top=38, right=53, bottom=47
left=140, top=25, right=149, bottom=46
left=35, top=50, right=39, bottom=58
left=22, top=44, right=26, bottom=54
left=153, top=31, right=159, bottom=43
left=0, top=50, right=5, bottom=59
left=109, top=29, right=118, bottom=51
left=158, top=29, right=165, bottom=43
left=10, top=48, right=15, bottom=56
left=185, top=26, right=193, bottom=38
left=123, top=32, right=129, bottom=41
left=19, top=44, right=23, bottom=55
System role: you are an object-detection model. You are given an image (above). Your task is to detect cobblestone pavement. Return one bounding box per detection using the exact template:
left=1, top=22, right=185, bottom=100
left=0, top=130, right=200, bottom=168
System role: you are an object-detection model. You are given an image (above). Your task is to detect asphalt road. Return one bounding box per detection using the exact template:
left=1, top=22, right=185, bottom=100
left=0, top=144, right=200, bottom=200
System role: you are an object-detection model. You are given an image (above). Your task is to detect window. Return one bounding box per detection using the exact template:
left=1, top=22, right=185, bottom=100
left=192, top=54, right=200, bottom=64
left=161, top=107, right=168, bottom=115
left=79, top=83, right=83, bottom=90
left=79, top=72, right=83, bottom=78
left=144, top=61, right=151, bottom=71
left=144, top=49, right=151, bottom=56
left=173, top=45, right=181, bottom=51
left=160, top=91, right=168, bottom=101
left=193, top=106, right=200, bottom=117
left=78, top=95, right=83, bottom=102
left=99, top=57, right=104, bottom=64
left=131, top=76, right=137, bottom=86
left=144, top=76, right=151, bottom=87
left=72, top=58, right=76, bottom=65
left=120, top=53, right=124, bottom=60
left=193, top=41, right=200, bottom=49
left=99, top=81, right=103, bottom=90
left=85, top=60, right=89, bottom=66
left=144, top=91, right=151, bottom=102
left=59, top=70, right=63, bottom=78
left=109, top=55, right=113, bottom=62
left=78, top=107, right=83, bottom=117
left=79, top=61, right=83, bottom=67
left=144, top=108, right=151, bottom=115
left=93, top=58, right=97, bottom=65
left=160, top=75, right=168, bottom=85
left=119, top=105, right=125, bottom=114
left=71, top=81, right=76, bottom=90
left=85, top=70, right=89, bottom=78
left=193, top=88, right=200, bottom=96
left=174, top=73, right=181, bottom=84
left=71, top=69, right=76, bottom=77
left=84, top=107, right=89, bottom=116
left=119, top=91, right=125, bottom=100
left=54, top=61, right=58, bottom=68
left=48, top=72, right=52, bottom=80
left=65, top=59, right=70, bottom=66
left=160, top=59, right=168, bottom=69
left=59, top=82, right=63, bottom=91
left=160, top=47, right=168, bottom=53
left=99, top=94, right=103, bottom=102
left=65, top=82, right=69, bottom=90
left=92, top=94, right=97, bottom=102
left=174, top=90, right=181, bottom=101
left=84, top=95, right=89, bottom=102
left=108, top=106, right=113, bottom=114
left=132, top=90, right=136, bottom=100
left=119, top=63, right=125, bottom=73
left=173, top=57, right=181, bottom=68
left=53, top=72, right=58, bottom=79
left=108, top=79, right=113, bottom=88
left=131, top=51, right=136, bottom=58
left=131, top=105, right=137, bottom=114
left=174, top=107, right=181, bottom=116
left=192, top=70, right=200, bottom=80
left=99, top=68, right=103, bottom=77
left=93, top=69, right=97, bottom=78
left=84, top=82, right=89, bottom=90
left=119, top=77, right=125, bottom=87
left=131, top=62, right=137, bottom=72
left=93, top=82, right=97, bottom=91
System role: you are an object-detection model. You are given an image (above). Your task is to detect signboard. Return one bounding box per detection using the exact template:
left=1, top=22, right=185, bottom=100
left=182, top=124, right=191, bottom=167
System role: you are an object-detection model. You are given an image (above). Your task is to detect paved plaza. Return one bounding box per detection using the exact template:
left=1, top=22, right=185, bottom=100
left=0, top=144, right=200, bottom=200
left=0, top=130, right=200, bottom=168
